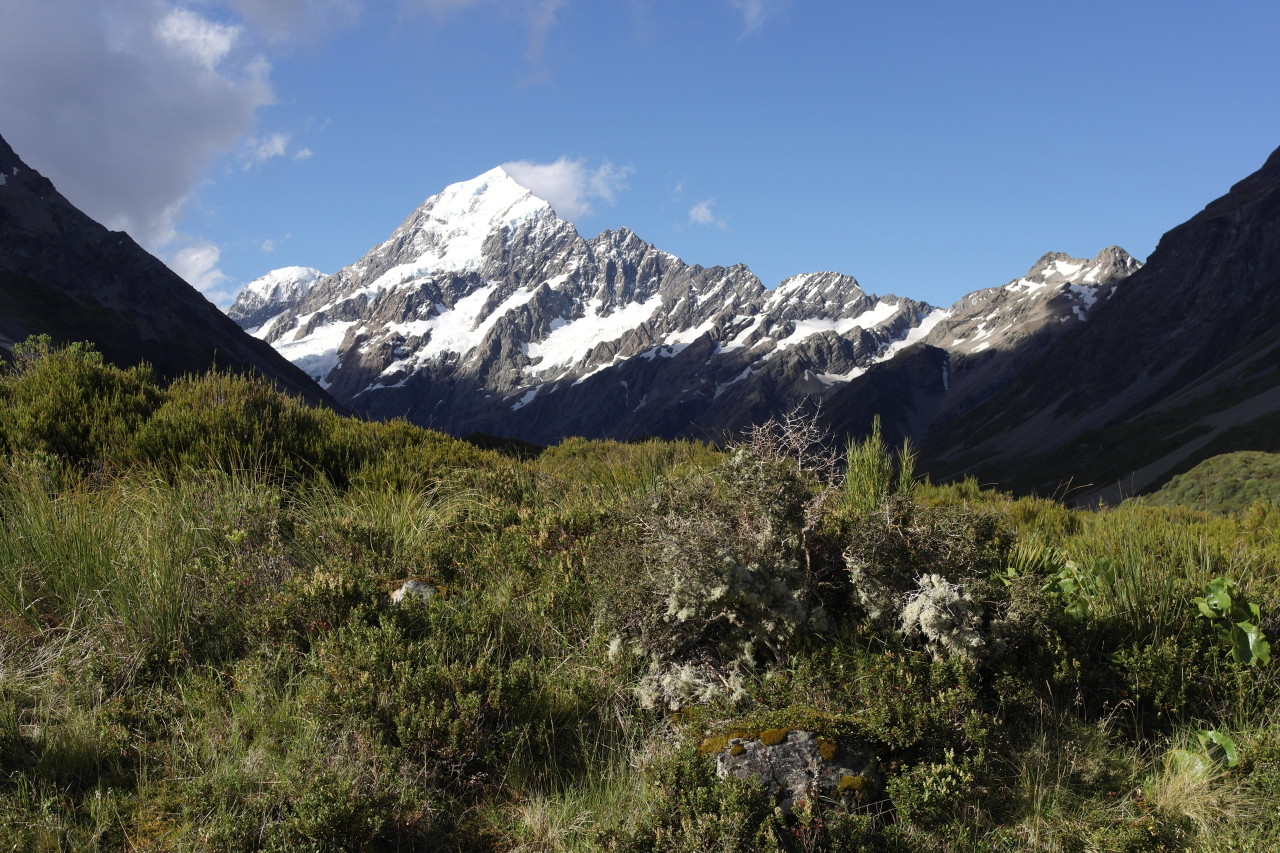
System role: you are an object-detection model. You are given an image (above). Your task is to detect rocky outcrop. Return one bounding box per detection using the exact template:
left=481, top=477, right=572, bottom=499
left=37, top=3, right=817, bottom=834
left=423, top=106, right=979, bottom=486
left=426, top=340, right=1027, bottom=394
left=712, top=729, right=882, bottom=814
left=0, top=133, right=334, bottom=407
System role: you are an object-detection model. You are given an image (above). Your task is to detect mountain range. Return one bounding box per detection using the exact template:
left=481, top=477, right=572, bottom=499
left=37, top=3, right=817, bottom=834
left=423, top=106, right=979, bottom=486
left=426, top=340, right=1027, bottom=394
left=231, top=146, right=1280, bottom=499
left=2, top=123, right=1275, bottom=501
left=227, top=169, right=1144, bottom=464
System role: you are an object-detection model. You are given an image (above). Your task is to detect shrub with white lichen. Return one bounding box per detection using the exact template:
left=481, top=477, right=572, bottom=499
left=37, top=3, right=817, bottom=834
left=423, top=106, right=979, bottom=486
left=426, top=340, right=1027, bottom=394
left=611, top=423, right=835, bottom=712
left=843, top=492, right=1013, bottom=662
left=899, top=573, right=986, bottom=660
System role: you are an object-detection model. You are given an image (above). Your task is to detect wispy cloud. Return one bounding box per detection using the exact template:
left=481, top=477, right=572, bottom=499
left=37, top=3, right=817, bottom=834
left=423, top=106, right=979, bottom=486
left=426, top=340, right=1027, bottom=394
left=502, top=157, right=633, bottom=220
left=241, top=133, right=289, bottom=169
left=524, top=0, right=566, bottom=64
left=221, top=0, right=365, bottom=43
left=240, top=132, right=314, bottom=169
left=404, top=0, right=569, bottom=70
left=729, top=0, right=784, bottom=36
left=689, top=198, right=726, bottom=228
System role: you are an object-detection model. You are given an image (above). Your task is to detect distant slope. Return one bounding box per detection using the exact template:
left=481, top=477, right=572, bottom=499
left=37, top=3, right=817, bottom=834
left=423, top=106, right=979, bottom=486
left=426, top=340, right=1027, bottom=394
left=0, top=133, right=334, bottom=407
left=1136, top=451, right=1280, bottom=513
left=818, top=248, right=1140, bottom=450
left=917, top=145, right=1280, bottom=501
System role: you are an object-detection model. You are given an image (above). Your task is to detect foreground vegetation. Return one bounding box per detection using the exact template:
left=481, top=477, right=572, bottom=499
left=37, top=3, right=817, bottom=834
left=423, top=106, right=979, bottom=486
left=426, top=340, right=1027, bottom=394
left=2, top=337, right=1280, bottom=851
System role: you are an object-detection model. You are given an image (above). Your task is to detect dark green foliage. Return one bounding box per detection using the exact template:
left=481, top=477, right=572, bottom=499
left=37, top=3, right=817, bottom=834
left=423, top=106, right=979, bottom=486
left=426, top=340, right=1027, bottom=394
left=609, top=743, right=787, bottom=852
left=0, top=334, right=162, bottom=465
left=129, top=369, right=339, bottom=476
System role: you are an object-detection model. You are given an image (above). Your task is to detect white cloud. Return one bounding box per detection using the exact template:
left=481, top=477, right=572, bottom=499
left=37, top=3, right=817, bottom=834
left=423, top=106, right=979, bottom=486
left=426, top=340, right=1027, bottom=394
left=168, top=240, right=236, bottom=304
left=154, top=7, right=240, bottom=70
left=294, top=147, right=314, bottom=161
left=689, top=198, right=726, bottom=228
left=242, top=132, right=291, bottom=169
left=502, top=158, right=633, bottom=220
left=729, top=0, right=784, bottom=36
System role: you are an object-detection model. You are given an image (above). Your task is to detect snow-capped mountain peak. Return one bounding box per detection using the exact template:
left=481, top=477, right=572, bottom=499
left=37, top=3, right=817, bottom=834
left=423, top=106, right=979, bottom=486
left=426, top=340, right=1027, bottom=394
left=228, top=266, right=325, bottom=332
left=226, top=166, right=1141, bottom=444
left=422, top=166, right=550, bottom=234
left=923, top=247, right=1141, bottom=356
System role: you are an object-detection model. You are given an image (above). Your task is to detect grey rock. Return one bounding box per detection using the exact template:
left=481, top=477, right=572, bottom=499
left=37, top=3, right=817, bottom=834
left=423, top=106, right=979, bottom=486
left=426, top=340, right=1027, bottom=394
left=714, top=730, right=882, bottom=814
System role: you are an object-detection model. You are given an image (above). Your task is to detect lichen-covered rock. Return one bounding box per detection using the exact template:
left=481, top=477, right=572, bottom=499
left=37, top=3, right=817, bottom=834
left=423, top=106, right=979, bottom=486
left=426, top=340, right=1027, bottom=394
left=390, top=580, right=436, bottom=604
left=714, top=729, right=881, bottom=813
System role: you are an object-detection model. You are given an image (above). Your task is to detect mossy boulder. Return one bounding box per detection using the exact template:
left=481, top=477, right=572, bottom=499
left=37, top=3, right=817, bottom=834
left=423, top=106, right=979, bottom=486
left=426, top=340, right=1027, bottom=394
left=711, top=729, right=882, bottom=814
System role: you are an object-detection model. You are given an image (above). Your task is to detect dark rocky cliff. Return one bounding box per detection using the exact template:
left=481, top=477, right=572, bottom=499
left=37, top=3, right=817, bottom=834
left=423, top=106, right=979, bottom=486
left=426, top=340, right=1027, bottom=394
left=0, top=133, right=335, bottom=407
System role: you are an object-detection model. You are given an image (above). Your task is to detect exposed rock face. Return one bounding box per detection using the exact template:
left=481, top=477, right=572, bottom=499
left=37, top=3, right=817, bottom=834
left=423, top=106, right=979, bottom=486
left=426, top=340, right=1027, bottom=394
left=922, top=246, right=1140, bottom=357
left=0, top=133, right=333, bottom=407
left=229, top=167, right=1133, bottom=445
left=715, top=730, right=882, bottom=814
left=916, top=145, right=1280, bottom=500
left=819, top=247, right=1141, bottom=452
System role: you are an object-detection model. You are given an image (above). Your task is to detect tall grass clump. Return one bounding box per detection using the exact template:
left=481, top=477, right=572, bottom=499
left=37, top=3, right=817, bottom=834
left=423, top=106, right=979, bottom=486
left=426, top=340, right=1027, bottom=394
left=0, top=469, right=201, bottom=648
left=842, top=415, right=916, bottom=518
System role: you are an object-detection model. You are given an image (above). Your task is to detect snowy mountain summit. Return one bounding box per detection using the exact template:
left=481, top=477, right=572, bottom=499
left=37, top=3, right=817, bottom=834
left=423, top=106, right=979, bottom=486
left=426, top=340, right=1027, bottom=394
left=228, top=168, right=1139, bottom=443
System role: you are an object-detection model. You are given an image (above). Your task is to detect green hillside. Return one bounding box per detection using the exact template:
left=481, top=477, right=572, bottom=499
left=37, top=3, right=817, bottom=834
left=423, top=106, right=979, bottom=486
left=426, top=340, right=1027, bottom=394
left=3, top=338, right=1280, bottom=852
left=1139, top=451, right=1280, bottom=513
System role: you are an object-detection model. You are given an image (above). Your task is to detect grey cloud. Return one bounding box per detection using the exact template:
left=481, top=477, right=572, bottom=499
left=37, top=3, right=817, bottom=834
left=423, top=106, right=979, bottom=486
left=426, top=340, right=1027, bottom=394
left=0, top=1, right=273, bottom=250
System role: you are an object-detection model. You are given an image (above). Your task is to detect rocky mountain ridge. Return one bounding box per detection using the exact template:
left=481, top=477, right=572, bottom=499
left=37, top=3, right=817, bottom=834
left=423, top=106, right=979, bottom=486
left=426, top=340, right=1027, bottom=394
left=914, top=144, right=1280, bottom=501
left=0, top=133, right=334, bottom=407
left=231, top=167, right=1135, bottom=444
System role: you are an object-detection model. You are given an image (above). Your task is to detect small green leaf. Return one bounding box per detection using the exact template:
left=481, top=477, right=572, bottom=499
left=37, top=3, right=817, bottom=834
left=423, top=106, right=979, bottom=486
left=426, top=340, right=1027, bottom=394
left=1196, top=730, right=1239, bottom=768
left=1207, top=588, right=1233, bottom=614
left=1193, top=597, right=1217, bottom=619
left=1167, top=748, right=1211, bottom=777
left=1237, top=621, right=1271, bottom=666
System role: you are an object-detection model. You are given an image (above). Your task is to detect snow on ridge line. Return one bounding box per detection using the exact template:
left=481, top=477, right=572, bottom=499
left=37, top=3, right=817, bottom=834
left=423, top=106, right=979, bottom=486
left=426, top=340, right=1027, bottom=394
left=772, top=301, right=899, bottom=351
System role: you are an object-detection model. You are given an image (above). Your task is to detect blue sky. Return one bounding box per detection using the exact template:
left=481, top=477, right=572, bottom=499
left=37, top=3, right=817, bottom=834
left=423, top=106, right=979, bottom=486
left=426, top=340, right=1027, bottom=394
left=4, top=1, right=1279, bottom=308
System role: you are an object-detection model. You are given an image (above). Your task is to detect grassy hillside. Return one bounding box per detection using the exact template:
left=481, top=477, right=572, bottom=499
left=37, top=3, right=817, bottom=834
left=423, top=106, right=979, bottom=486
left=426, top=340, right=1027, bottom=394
left=2, top=338, right=1280, bottom=852
left=1138, top=451, right=1280, bottom=514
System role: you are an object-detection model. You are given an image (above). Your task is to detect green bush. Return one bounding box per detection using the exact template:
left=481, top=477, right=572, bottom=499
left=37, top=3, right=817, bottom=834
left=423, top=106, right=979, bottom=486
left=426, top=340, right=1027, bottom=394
left=0, top=336, right=161, bottom=466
